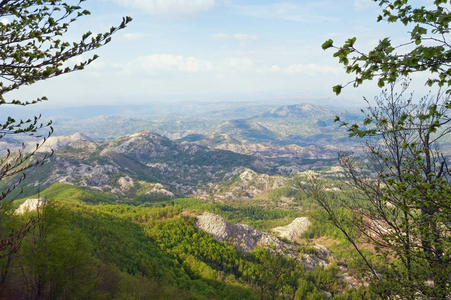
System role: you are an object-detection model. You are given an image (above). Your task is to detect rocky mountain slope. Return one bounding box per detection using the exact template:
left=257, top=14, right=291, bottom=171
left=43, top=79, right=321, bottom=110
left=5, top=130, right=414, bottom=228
left=270, top=217, right=311, bottom=242
left=35, top=133, right=97, bottom=153
left=12, top=131, right=295, bottom=197
left=195, top=212, right=331, bottom=270
left=1, top=103, right=364, bottom=201
left=50, top=102, right=360, bottom=146
left=193, top=168, right=290, bottom=202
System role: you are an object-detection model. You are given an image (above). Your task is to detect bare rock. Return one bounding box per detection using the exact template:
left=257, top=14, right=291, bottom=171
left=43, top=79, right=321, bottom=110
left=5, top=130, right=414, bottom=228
left=195, top=212, right=287, bottom=253
left=149, top=183, right=175, bottom=198
left=195, top=212, right=331, bottom=270
left=117, top=175, right=134, bottom=193
left=15, top=198, right=47, bottom=214
left=195, top=212, right=231, bottom=242
left=313, top=244, right=333, bottom=259
left=271, top=217, right=311, bottom=242
left=36, top=133, right=97, bottom=153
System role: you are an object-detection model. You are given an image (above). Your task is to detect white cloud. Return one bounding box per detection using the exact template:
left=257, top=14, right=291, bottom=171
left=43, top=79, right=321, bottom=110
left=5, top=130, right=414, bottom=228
left=236, top=3, right=306, bottom=22
left=212, top=33, right=258, bottom=47
left=354, top=0, right=377, bottom=11
left=122, top=54, right=261, bottom=76
left=121, top=32, right=145, bottom=41
left=235, top=2, right=340, bottom=23
left=109, top=0, right=216, bottom=18
left=227, top=57, right=254, bottom=70
left=270, top=65, right=280, bottom=72
left=262, top=63, right=341, bottom=74
left=124, top=54, right=213, bottom=75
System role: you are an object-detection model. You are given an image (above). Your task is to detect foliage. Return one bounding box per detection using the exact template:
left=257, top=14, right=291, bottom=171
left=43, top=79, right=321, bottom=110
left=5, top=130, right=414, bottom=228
left=322, top=0, right=451, bottom=94
left=0, top=1, right=131, bottom=286
left=0, top=180, right=385, bottom=299
left=0, top=0, right=131, bottom=199
left=249, top=247, right=303, bottom=300
left=302, top=209, right=353, bottom=241
left=13, top=203, right=97, bottom=299
left=321, top=1, right=451, bottom=298
left=313, top=80, right=451, bottom=298
left=168, top=198, right=300, bottom=231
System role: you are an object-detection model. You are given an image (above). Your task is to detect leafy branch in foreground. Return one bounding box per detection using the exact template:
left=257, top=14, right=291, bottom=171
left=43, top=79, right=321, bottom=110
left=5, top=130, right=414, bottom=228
left=0, top=0, right=131, bottom=289
left=314, top=80, right=451, bottom=299
left=322, top=0, right=451, bottom=94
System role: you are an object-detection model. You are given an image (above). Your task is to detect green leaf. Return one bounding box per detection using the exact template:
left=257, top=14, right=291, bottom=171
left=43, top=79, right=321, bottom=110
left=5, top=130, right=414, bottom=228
left=332, top=85, right=342, bottom=95
left=321, top=39, right=334, bottom=50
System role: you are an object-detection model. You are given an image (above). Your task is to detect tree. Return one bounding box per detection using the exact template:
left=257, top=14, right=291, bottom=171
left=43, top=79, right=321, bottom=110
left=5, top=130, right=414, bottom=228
left=322, top=0, right=451, bottom=94
left=249, top=246, right=302, bottom=300
left=12, top=203, right=98, bottom=299
left=0, top=0, right=131, bottom=286
left=311, top=80, right=451, bottom=299
left=317, top=1, right=451, bottom=298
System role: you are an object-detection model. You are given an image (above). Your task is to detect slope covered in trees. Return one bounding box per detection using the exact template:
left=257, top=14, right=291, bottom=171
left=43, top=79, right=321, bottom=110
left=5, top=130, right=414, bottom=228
left=0, top=183, right=378, bottom=299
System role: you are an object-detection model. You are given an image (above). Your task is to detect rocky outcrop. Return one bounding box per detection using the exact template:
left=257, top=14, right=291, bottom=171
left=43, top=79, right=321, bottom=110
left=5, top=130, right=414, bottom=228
left=270, top=217, right=311, bottom=242
left=15, top=198, right=47, bottom=214
left=195, top=212, right=285, bottom=253
left=195, top=212, right=331, bottom=269
left=193, top=168, right=289, bottom=202
left=36, top=133, right=98, bottom=153
left=17, top=131, right=283, bottom=195
left=148, top=183, right=174, bottom=198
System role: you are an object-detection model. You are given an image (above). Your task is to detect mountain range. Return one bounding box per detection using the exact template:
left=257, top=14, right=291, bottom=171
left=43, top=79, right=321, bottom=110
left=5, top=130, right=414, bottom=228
left=2, top=103, right=362, bottom=202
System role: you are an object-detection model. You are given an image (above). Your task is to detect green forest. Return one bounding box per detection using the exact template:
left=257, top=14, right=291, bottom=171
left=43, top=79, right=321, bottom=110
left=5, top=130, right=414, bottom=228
left=1, top=0, right=450, bottom=298
left=0, top=183, right=376, bottom=299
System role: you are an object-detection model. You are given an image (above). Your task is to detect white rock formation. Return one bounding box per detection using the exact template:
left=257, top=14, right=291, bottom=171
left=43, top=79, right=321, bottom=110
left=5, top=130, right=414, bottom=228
left=270, top=217, right=311, bottom=242
left=117, top=175, right=134, bottom=193
left=195, top=212, right=331, bottom=269
left=15, top=198, right=47, bottom=214
left=36, top=133, right=97, bottom=153
left=196, top=212, right=288, bottom=253
left=149, top=183, right=175, bottom=198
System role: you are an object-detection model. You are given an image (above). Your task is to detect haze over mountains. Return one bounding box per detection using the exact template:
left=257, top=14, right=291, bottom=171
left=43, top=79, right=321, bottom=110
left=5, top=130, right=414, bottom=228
left=0, top=100, right=421, bottom=298
left=4, top=101, right=362, bottom=203
left=10, top=100, right=450, bottom=205
left=57, top=103, right=359, bottom=141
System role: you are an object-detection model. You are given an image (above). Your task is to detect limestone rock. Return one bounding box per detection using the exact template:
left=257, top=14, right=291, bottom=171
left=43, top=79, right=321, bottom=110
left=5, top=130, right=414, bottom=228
left=195, top=212, right=331, bottom=270
left=15, top=198, right=47, bottom=214
left=149, top=183, right=175, bottom=198
left=36, top=133, right=97, bottom=153
left=270, top=217, right=311, bottom=242
left=196, top=212, right=287, bottom=253
left=117, top=175, right=134, bottom=193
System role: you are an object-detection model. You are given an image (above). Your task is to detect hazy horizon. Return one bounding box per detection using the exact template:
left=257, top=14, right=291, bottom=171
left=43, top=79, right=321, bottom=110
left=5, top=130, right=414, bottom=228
left=4, top=0, right=436, bottom=109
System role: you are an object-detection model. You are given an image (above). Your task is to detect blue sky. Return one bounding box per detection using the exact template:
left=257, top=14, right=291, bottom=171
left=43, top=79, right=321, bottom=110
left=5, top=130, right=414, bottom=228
left=11, top=0, right=434, bottom=108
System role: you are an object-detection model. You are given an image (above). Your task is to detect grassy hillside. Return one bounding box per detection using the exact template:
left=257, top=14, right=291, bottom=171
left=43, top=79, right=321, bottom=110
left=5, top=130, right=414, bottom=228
left=0, top=183, right=379, bottom=299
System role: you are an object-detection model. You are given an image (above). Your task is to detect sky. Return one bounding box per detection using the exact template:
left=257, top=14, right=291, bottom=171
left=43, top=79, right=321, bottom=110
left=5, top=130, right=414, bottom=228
left=8, top=0, right=436, bottom=109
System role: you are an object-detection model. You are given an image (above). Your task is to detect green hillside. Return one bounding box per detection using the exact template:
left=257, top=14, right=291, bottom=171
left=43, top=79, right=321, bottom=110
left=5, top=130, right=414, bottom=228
left=0, top=183, right=377, bottom=299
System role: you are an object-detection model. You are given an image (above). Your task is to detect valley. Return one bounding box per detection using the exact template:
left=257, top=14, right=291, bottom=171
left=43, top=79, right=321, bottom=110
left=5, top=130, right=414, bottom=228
left=0, top=102, right=407, bottom=298
left=2, top=1, right=450, bottom=298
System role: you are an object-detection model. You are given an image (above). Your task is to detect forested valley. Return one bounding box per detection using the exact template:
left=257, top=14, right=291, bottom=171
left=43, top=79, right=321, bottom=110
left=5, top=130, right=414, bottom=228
left=1, top=0, right=451, bottom=299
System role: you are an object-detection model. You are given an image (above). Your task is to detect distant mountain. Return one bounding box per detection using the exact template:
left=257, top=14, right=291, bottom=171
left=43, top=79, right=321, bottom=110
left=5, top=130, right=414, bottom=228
left=214, top=119, right=279, bottom=143
left=35, top=133, right=97, bottom=153
left=244, top=103, right=345, bottom=140
left=0, top=103, right=367, bottom=202
left=173, top=103, right=361, bottom=164
left=12, top=131, right=289, bottom=198
left=259, top=103, right=333, bottom=119
left=49, top=102, right=361, bottom=143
